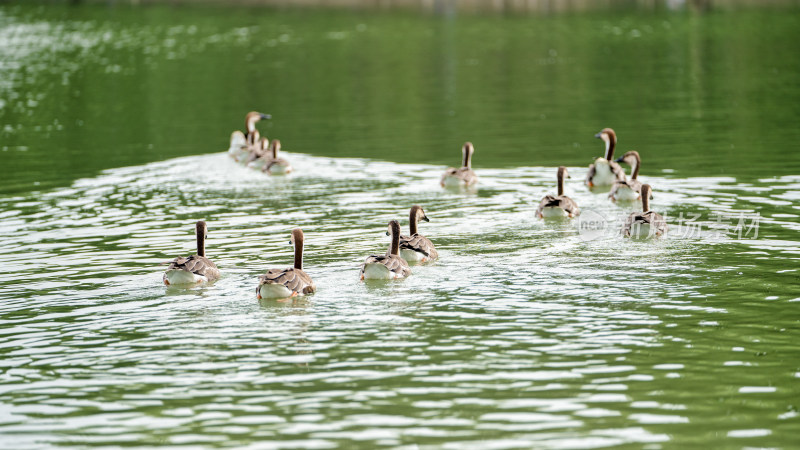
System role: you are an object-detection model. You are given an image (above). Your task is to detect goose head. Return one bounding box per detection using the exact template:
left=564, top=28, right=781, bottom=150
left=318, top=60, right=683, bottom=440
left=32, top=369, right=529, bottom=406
left=615, top=151, right=640, bottom=167
left=245, top=111, right=271, bottom=133
left=408, top=205, right=429, bottom=235
left=462, top=142, right=475, bottom=168
left=410, top=205, right=430, bottom=224
left=594, top=128, right=617, bottom=160
left=615, top=150, right=641, bottom=179
left=386, top=220, right=401, bottom=237
left=290, top=228, right=303, bottom=246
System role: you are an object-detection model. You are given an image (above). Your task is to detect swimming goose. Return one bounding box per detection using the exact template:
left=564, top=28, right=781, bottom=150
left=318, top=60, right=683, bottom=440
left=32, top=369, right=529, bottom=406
left=441, top=142, right=478, bottom=187
left=228, top=130, right=247, bottom=160
left=536, top=166, right=580, bottom=218
left=399, top=205, right=439, bottom=263
left=245, top=111, right=271, bottom=148
left=609, top=151, right=643, bottom=202
left=622, top=184, right=668, bottom=237
left=263, top=140, right=293, bottom=175
left=360, top=220, right=412, bottom=280
left=232, top=129, right=260, bottom=163
left=256, top=228, right=316, bottom=299
left=163, top=220, right=220, bottom=285
left=586, top=128, right=626, bottom=187
left=231, top=111, right=270, bottom=163
left=245, top=137, right=270, bottom=169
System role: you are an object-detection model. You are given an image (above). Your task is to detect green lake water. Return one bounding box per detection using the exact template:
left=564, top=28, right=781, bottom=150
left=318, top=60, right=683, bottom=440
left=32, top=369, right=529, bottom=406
left=1, top=3, right=800, bottom=448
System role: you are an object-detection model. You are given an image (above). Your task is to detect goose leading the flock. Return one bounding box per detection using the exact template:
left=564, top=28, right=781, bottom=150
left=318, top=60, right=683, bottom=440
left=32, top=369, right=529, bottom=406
left=399, top=205, right=438, bottom=263
left=609, top=150, right=643, bottom=202
left=360, top=220, right=412, bottom=280
left=536, top=166, right=580, bottom=218
left=586, top=128, right=626, bottom=187
left=622, top=184, right=668, bottom=237
left=163, top=220, right=220, bottom=285
left=245, top=111, right=271, bottom=147
left=441, top=142, right=478, bottom=188
left=256, top=228, right=316, bottom=299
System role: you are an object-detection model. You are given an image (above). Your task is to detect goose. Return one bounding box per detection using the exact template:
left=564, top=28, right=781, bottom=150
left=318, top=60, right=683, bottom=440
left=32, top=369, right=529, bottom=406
left=399, top=205, right=438, bottom=263
left=245, top=137, right=270, bottom=169
left=622, top=184, right=668, bottom=237
left=256, top=228, right=316, bottom=299
left=441, top=142, right=478, bottom=188
left=609, top=151, right=643, bottom=202
left=163, top=220, right=220, bottom=285
left=586, top=128, right=626, bottom=187
left=536, top=166, right=580, bottom=218
left=360, top=220, right=412, bottom=280
left=244, top=111, right=271, bottom=148
left=233, top=129, right=260, bottom=163
left=228, top=130, right=247, bottom=160
left=231, top=111, right=270, bottom=163
left=262, top=140, right=293, bottom=175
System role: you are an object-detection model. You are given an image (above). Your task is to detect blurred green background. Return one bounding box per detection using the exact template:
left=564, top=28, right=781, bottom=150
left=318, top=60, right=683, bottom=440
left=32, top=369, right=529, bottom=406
left=2, top=2, right=799, bottom=195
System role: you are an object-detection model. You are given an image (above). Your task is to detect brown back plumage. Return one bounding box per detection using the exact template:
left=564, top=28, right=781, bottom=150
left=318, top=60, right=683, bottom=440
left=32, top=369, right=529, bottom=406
left=257, top=268, right=316, bottom=295
left=166, top=255, right=220, bottom=281
left=360, top=220, right=412, bottom=279
left=622, top=211, right=668, bottom=237
left=256, top=228, right=315, bottom=296
left=609, top=178, right=644, bottom=200
left=399, top=234, right=439, bottom=259
left=441, top=142, right=478, bottom=186
left=537, top=167, right=580, bottom=218
left=359, top=253, right=412, bottom=278
left=441, top=167, right=478, bottom=184
left=622, top=184, right=667, bottom=236
left=165, top=220, right=220, bottom=282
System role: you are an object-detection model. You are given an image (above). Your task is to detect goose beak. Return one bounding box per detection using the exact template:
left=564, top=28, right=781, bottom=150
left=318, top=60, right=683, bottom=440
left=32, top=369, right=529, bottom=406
left=615, top=156, right=624, bottom=163
left=260, top=113, right=272, bottom=120
left=386, top=231, right=390, bottom=236
left=422, top=216, right=430, bottom=222
left=594, top=132, right=603, bottom=139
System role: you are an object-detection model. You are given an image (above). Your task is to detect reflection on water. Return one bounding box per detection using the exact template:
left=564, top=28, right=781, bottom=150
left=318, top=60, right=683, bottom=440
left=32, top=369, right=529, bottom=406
left=1, top=152, right=799, bottom=447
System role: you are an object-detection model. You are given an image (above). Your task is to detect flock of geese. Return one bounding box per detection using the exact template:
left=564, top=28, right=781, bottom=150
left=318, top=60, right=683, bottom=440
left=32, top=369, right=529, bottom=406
left=162, top=112, right=668, bottom=299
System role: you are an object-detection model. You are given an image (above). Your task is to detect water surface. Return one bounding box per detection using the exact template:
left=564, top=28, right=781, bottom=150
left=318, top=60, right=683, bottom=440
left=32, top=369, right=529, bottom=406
left=1, top=4, right=799, bottom=448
